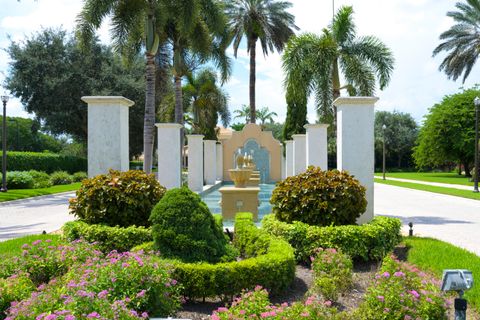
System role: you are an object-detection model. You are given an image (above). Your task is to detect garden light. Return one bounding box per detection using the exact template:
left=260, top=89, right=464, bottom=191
left=441, top=269, right=473, bottom=320
left=0, top=91, right=9, bottom=192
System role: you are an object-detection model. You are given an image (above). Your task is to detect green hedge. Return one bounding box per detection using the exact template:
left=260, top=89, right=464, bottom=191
left=62, top=221, right=152, bottom=253
left=169, top=212, right=296, bottom=300
left=262, top=214, right=402, bottom=263
left=1, top=152, right=86, bottom=174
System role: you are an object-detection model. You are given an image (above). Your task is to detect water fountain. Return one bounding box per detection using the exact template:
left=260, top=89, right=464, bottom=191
left=219, top=150, right=260, bottom=221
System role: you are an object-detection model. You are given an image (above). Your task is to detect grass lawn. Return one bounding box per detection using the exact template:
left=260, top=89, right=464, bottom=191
left=374, top=172, right=473, bottom=186
left=404, top=237, right=480, bottom=309
left=0, top=183, right=81, bottom=203
left=374, top=178, right=480, bottom=201
left=0, top=234, right=64, bottom=257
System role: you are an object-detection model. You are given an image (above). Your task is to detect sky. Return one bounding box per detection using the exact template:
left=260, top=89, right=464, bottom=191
left=0, top=0, right=478, bottom=125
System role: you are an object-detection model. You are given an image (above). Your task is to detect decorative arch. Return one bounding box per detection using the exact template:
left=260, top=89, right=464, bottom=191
left=220, top=124, right=282, bottom=183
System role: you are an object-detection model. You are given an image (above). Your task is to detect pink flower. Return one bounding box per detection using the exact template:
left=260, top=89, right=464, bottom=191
left=324, top=300, right=332, bottom=307
left=409, top=290, right=420, bottom=299
left=382, top=272, right=390, bottom=278
left=32, top=240, right=42, bottom=246
left=377, top=295, right=385, bottom=302
left=394, top=271, right=405, bottom=277
left=86, top=312, right=100, bottom=319
left=217, top=307, right=228, bottom=313
left=136, top=290, right=146, bottom=298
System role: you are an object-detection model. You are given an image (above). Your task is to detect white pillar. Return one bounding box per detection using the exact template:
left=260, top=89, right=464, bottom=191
left=305, top=124, right=329, bottom=170
left=292, top=134, right=307, bottom=175
left=187, top=135, right=204, bottom=192
left=156, top=123, right=183, bottom=189
left=216, top=142, right=223, bottom=181
left=285, top=140, right=294, bottom=178
left=81, top=96, right=134, bottom=177
left=335, top=97, right=378, bottom=224
left=204, top=140, right=217, bottom=185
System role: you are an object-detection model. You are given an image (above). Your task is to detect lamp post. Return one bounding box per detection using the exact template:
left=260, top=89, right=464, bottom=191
left=382, top=124, right=387, bottom=180
left=0, top=92, right=9, bottom=192
left=474, top=97, right=480, bottom=193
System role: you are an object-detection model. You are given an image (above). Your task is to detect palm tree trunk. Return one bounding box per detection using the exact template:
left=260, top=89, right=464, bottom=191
left=249, top=39, right=256, bottom=124
left=143, top=53, right=156, bottom=174
left=174, top=75, right=183, bottom=125
left=332, top=58, right=341, bottom=101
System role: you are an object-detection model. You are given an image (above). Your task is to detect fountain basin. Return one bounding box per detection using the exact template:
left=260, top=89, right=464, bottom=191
left=229, top=169, right=253, bottom=188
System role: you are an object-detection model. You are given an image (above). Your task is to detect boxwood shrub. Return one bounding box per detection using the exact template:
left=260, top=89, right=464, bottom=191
left=169, top=212, right=296, bottom=300
left=6, top=171, right=34, bottom=189
left=1, top=152, right=86, bottom=173
left=62, top=221, right=152, bottom=253
left=262, top=214, right=402, bottom=263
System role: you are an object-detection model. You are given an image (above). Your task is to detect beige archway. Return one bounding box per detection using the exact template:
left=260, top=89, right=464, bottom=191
left=219, top=124, right=282, bottom=183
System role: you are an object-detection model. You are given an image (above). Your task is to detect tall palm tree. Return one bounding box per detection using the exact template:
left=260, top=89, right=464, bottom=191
left=282, top=6, right=394, bottom=128
left=256, top=107, right=278, bottom=127
left=183, top=69, right=230, bottom=140
left=433, top=0, right=480, bottom=83
left=225, top=0, right=298, bottom=124
left=234, top=104, right=251, bottom=123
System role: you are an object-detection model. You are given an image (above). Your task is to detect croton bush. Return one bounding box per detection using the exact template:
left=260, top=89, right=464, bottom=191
left=69, top=170, right=166, bottom=227
left=271, top=166, right=367, bottom=226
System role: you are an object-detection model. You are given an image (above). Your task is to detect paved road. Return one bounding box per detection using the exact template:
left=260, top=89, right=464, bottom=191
left=375, top=182, right=480, bottom=255
left=0, top=192, right=75, bottom=241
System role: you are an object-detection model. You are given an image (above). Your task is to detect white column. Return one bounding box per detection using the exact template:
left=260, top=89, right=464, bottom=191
left=156, top=123, right=183, bottom=189
left=81, top=96, right=134, bottom=177
left=335, top=97, right=378, bottom=224
left=305, top=124, right=329, bottom=170
left=204, top=140, right=217, bottom=185
left=187, top=134, right=204, bottom=192
left=292, top=134, right=307, bottom=175
left=285, top=140, right=294, bottom=178
left=216, top=142, right=223, bottom=181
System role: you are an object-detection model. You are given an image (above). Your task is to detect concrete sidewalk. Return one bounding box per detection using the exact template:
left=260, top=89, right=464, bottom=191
left=375, top=182, right=480, bottom=256
left=377, top=176, right=474, bottom=191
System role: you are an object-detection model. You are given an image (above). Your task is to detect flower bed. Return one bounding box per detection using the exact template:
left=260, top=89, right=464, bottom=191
left=262, top=214, right=402, bottom=263
left=168, top=213, right=296, bottom=300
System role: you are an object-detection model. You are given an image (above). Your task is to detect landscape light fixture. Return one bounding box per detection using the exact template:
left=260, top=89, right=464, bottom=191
left=382, top=124, right=387, bottom=180
left=474, top=97, right=480, bottom=193
left=441, top=269, right=473, bottom=320
left=0, top=92, right=9, bottom=192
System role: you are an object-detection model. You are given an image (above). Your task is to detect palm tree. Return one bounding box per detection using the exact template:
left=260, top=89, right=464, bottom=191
left=282, top=6, right=394, bottom=127
left=433, top=0, right=480, bottom=83
left=76, top=1, right=198, bottom=174
left=225, top=0, right=298, bottom=124
left=256, top=107, right=278, bottom=127
left=183, top=69, right=230, bottom=140
left=234, top=104, right=251, bottom=123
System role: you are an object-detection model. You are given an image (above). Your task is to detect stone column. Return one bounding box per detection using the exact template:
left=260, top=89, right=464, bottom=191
left=335, top=97, right=378, bottom=224
left=187, top=135, right=204, bottom=192
left=216, top=142, right=223, bottom=181
left=81, top=96, right=134, bottom=177
left=156, top=123, right=183, bottom=189
left=292, top=134, right=307, bottom=175
left=305, top=124, right=329, bottom=170
left=285, top=140, right=294, bottom=177
left=204, top=140, right=217, bottom=185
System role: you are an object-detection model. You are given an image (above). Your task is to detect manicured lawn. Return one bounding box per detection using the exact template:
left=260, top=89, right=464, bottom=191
left=374, top=172, right=473, bottom=186
left=0, top=234, right=63, bottom=257
left=0, top=183, right=81, bottom=202
left=404, top=237, right=480, bottom=309
left=374, top=178, right=480, bottom=201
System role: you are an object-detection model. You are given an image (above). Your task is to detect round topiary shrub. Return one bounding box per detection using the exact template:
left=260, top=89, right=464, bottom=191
left=270, top=166, right=367, bottom=226
left=69, top=169, right=165, bottom=227
left=49, top=171, right=73, bottom=185
left=150, top=187, right=228, bottom=263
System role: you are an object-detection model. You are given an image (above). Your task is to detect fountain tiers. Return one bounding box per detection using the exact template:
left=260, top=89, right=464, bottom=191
left=219, top=186, right=260, bottom=221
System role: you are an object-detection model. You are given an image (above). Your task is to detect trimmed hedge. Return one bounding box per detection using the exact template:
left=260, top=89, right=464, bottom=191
left=62, top=221, right=152, bottom=253
left=262, top=214, right=402, bottom=263
left=169, top=212, right=296, bottom=300
left=1, top=152, right=86, bottom=174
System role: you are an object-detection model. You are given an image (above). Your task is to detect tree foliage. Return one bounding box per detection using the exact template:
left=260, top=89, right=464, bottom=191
left=375, top=111, right=418, bottom=169
left=413, top=87, right=479, bottom=174
left=5, top=28, right=146, bottom=157
left=433, top=0, right=480, bottom=83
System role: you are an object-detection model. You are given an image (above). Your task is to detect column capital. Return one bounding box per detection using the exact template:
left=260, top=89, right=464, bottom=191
left=291, top=134, right=306, bottom=140
left=333, top=96, right=379, bottom=107
left=304, top=124, right=329, bottom=130
left=81, top=96, right=134, bottom=107
left=155, top=123, right=183, bottom=129
left=186, top=134, right=204, bottom=140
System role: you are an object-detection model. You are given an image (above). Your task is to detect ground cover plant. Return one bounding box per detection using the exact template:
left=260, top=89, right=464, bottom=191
left=271, top=166, right=366, bottom=226
left=375, top=172, right=473, bottom=186
left=70, top=170, right=165, bottom=227
left=374, top=178, right=480, bottom=201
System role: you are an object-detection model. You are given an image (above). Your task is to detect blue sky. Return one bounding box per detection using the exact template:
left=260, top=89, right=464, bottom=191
left=0, top=0, right=478, bottom=124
